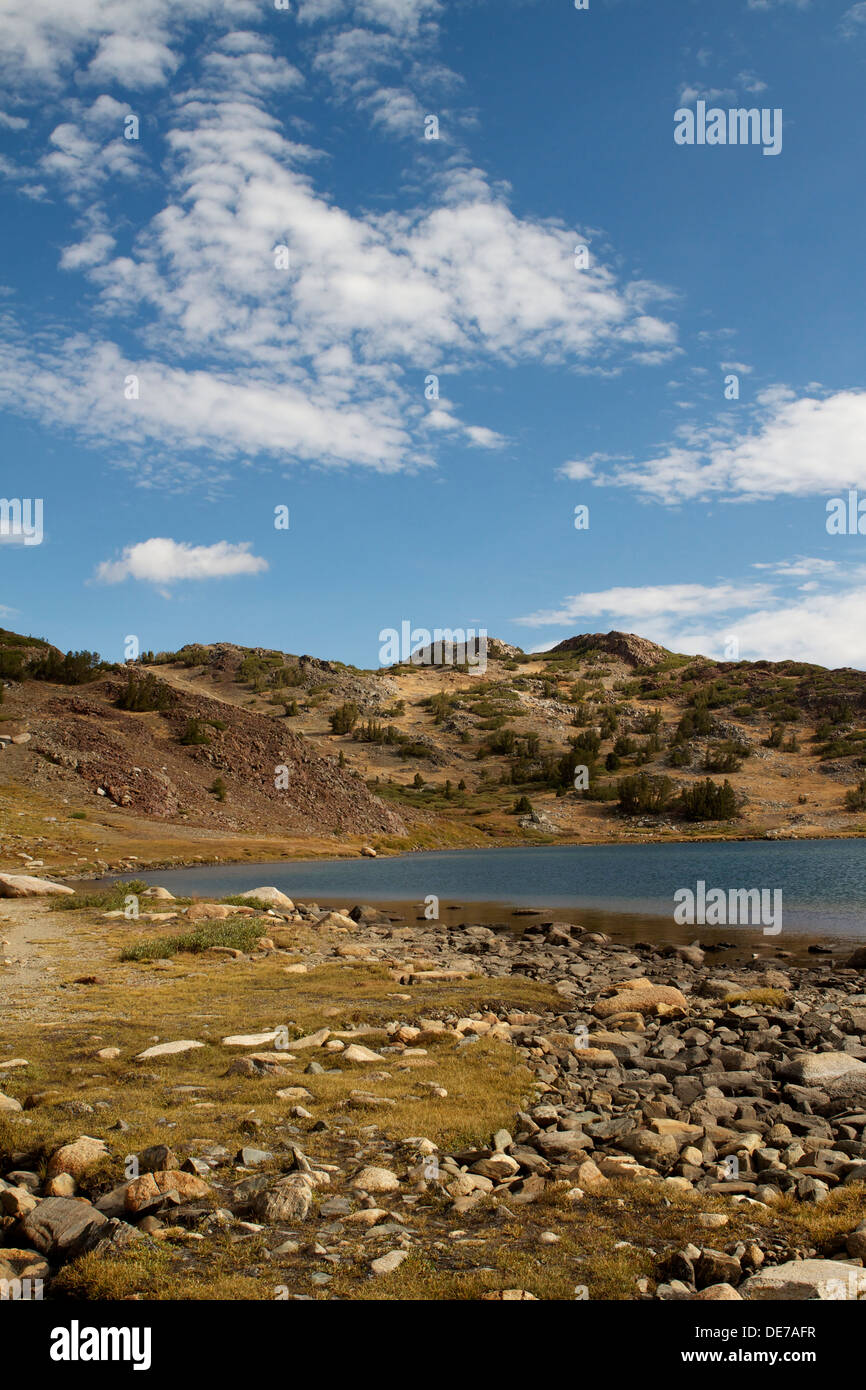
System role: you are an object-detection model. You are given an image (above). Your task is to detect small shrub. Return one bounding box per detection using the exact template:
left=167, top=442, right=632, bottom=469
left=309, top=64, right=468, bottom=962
left=180, top=718, right=210, bottom=745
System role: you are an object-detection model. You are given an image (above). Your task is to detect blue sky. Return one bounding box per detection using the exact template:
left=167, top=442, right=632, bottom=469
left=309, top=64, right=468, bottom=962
left=2, top=0, right=866, bottom=669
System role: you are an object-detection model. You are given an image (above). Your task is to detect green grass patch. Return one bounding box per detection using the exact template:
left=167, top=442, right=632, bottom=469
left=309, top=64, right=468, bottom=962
left=51, top=879, right=153, bottom=911
left=121, top=917, right=264, bottom=960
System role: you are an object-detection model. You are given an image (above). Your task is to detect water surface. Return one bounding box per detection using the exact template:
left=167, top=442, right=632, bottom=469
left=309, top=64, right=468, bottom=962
left=127, top=839, right=866, bottom=941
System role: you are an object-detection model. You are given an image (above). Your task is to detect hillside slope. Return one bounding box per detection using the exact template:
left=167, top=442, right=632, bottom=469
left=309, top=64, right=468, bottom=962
left=2, top=627, right=866, bottom=874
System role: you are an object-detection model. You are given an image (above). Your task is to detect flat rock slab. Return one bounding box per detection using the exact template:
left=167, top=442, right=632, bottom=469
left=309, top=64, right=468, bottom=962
left=221, top=1031, right=280, bottom=1047
left=534, top=1129, right=593, bottom=1158
left=291, top=1028, right=331, bottom=1050
left=343, top=1044, right=384, bottom=1063
left=777, top=1053, right=866, bottom=1084
left=371, top=1249, right=409, bottom=1275
left=135, top=1040, right=204, bottom=1060
left=742, top=1259, right=866, bottom=1301
left=19, top=1198, right=107, bottom=1256
left=0, top=874, right=74, bottom=898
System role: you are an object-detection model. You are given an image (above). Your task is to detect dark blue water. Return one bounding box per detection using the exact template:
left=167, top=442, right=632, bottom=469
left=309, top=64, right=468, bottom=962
left=128, top=840, right=866, bottom=939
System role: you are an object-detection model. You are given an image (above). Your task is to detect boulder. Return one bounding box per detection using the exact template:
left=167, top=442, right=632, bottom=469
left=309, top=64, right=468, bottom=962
left=19, top=1198, right=107, bottom=1257
left=777, top=1053, right=866, bottom=1084
left=0, top=874, right=74, bottom=898
left=125, top=1170, right=212, bottom=1214
left=350, top=1166, right=400, bottom=1193
left=534, top=1129, right=593, bottom=1159
left=618, top=1130, right=679, bottom=1165
left=594, top=984, right=688, bottom=1019
left=237, top=887, right=294, bottom=910
left=316, top=912, right=357, bottom=931
left=251, top=1176, right=313, bottom=1223
left=741, top=1259, right=866, bottom=1301
left=46, top=1136, right=109, bottom=1181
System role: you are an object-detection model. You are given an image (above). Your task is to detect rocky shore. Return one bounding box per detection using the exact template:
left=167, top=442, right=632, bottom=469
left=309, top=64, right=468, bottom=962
left=2, top=883, right=866, bottom=1301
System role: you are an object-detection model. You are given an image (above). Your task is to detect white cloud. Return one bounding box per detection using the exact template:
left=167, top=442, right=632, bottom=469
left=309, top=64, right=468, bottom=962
left=664, top=589, right=866, bottom=669
left=747, top=0, right=810, bottom=9
left=367, top=86, right=426, bottom=136
left=297, top=0, right=440, bottom=34
left=514, top=582, right=773, bottom=628
left=514, top=565, right=866, bottom=669
left=0, top=0, right=260, bottom=92
left=39, top=104, right=142, bottom=196
left=559, top=452, right=627, bottom=481
left=0, top=22, right=676, bottom=481
left=752, top=556, right=840, bottom=578
left=87, top=34, right=179, bottom=87
left=95, top=537, right=268, bottom=584
left=0, top=333, right=422, bottom=473
left=737, top=70, right=768, bottom=93
left=840, top=3, right=866, bottom=37
left=586, top=389, right=866, bottom=504
left=60, top=232, right=116, bottom=270
left=0, top=110, right=27, bottom=130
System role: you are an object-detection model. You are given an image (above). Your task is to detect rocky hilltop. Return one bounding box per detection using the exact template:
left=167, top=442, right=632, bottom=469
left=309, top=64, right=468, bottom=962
left=550, top=631, right=673, bottom=668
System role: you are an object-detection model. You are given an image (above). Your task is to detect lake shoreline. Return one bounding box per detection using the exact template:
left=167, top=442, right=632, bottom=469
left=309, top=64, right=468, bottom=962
left=88, top=836, right=866, bottom=946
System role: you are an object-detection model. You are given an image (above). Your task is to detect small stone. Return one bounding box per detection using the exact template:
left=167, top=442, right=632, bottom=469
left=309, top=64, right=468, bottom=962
left=371, top=1249, right=409, bottom=1275
left=0, top=1248, right=51, bottom=1283
left=350, top=1166, right=400, bottom=1194
left=135, top=1040, right=204, bottom=1060
left=343, top=1044, right=385, bottom=1064
left=0, top=1186, right=39, bottom=1217
left=44, top=1173, right=77, bottom=1197
left=471, top=1154, right=520, bottom=1181
left=221, top=1031, right=281, bottom=1048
